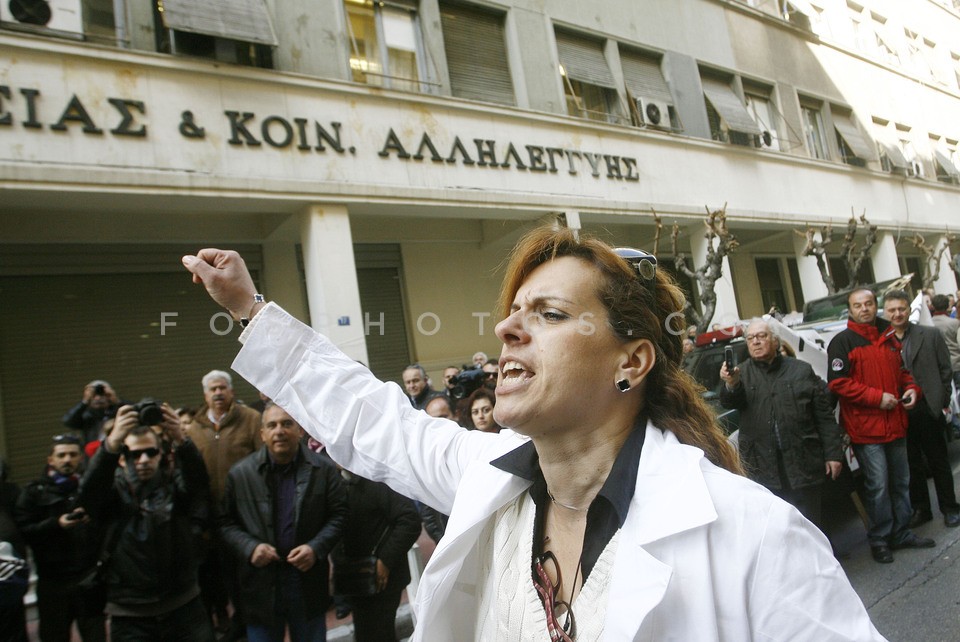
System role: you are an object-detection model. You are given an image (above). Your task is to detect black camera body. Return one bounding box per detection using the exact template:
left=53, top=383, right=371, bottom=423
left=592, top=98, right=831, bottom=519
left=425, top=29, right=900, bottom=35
left=93, top=384, right=106, bottom=396
left=449, top=367, right=485, bottom=400
left=132, top=398, right=164, bottom=426
left=724, top=345, right=736, bottom=373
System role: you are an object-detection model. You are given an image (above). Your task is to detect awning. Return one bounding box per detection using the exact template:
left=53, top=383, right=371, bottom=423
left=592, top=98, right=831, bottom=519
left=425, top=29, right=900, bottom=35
left=160, top=0, right=278, bottom=46
left=833, top=116, right=877, bottom=160
left=934, top=150, right=960, bottom=178
left=701, top=78, right=761, bottom=135
left=556, top=31, right=617, bottom=89
left=620, top=49, right=672, bottom=105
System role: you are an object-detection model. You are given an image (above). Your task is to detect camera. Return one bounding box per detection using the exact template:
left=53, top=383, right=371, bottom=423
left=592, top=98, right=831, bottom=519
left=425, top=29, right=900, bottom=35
left=132, top=398, right=164, bottom=426
left=724, top=345, right=736, bottom=373
left=449, top=367, right=485, bottom=400
left=93, top=384, right=105, bottom=396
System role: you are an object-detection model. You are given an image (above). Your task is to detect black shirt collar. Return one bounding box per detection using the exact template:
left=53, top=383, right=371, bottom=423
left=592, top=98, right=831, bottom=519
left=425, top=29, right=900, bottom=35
left=490, top=418, right=646, bottom=528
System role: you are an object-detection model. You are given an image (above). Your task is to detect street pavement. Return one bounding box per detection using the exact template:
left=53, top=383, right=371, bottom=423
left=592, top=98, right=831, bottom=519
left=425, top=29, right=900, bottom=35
left=833, top=439, right=960, bottom=641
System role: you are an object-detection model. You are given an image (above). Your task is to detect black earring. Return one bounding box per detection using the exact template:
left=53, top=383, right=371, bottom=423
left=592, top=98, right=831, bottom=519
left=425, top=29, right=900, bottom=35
left=616, top=379, right=631, bottom=393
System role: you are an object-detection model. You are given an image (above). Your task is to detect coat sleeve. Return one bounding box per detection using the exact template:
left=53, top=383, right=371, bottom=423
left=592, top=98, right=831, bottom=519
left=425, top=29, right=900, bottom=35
left=61, top=402, right=88, bottom=431
left=305, top=463, right=348, bottom=560
left=76, top=447, right=121, bottom=521
left=375, top=485, right=422, bottom=575
left=231, top=303, right=519, bottom=515
left=827, top=337, right=884, bottom=408
left=718, top=367, right=746, bottom=410
left=747, top=500, right=885, bottom=640
left=218, top=468, right=262, bottom=565
left=810, top=371, right=843, bottom=462
left=932, top=330, right=953, bottom=408
left=13, top=485, right=59, bottom=540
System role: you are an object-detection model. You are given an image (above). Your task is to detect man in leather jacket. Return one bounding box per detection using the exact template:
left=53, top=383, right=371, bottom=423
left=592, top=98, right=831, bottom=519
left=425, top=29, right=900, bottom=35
left=220, top=403, right=348, bottom=641
left=720, top=319, right=843, bottom=530
left=79, top=405, right=213, bottom=641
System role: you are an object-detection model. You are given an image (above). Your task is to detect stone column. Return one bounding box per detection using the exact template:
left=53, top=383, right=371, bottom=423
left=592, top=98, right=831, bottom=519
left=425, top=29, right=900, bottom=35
left=299, top=204, right=368, bottom=363
left=869, top=232, right=901, bottom=282
left=933, top=235, right=959, bottom=295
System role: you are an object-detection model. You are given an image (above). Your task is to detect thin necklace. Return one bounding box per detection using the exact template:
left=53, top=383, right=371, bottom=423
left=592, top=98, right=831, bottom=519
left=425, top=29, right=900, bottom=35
left=547, top=489, right=590, bottom=512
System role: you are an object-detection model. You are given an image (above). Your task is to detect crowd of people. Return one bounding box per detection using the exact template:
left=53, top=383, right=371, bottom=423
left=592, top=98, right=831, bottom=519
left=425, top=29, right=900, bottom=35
left=719, top=288, right=960, bottom=566
left=0, top=360, right=497, bottom=642
left=10, top=225, right=960, bottom=640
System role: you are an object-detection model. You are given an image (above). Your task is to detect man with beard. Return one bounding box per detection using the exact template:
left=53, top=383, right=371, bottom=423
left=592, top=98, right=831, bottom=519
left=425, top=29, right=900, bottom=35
left=220, top=403, right=347, bottom=641
left=78, top=404, right=213, bottom=641
left=16, top=434, right=105, bottom=641
left=828, top=289, right=931, bottom=563
left=187, top=370, right=262, bottom=638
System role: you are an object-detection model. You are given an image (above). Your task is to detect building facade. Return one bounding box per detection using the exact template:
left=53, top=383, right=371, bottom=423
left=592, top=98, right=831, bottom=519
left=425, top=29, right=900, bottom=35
left=1, top=0, right=959, bottom=481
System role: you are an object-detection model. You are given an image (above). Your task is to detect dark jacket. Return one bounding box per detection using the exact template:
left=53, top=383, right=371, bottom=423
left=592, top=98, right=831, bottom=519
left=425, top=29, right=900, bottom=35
left=62, top=402, right=122, bottom=445
left=827, top=318, right=920, bottom=444
left=14, top=468, right=101, bottom=579
left=721, top=356, right=843, bottom=490
left=219, top=444, right=348, bottom=626
left=899, top=323, right=952, bottom=416
left=78, top=441, right=210, bottom=609
left=333, top=472, right=421, bottom=596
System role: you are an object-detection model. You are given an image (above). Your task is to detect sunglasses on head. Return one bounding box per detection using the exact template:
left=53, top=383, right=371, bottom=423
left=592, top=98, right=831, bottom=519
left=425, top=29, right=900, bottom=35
left=122, top=447, right=160, bottom=459
left=52, top=434, right=81, bottom=445
left=613, top=247, right=657, bottom=283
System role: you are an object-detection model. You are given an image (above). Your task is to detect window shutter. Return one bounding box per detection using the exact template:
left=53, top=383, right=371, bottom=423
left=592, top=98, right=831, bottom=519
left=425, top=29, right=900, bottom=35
left=701, top=78, right=761, bottom=135
left=160, top=0, right=278, bottom=46
left=555, top=31, right=616, bottom=89
left=440, top=3, right=515, bottom=105
left=353, top=244, right=411, bottom=386
left=833, top=115, right=877, bottom=160
left=620, top=49, right=672, bottom=104
left=934, top=150, right=960, bottom=178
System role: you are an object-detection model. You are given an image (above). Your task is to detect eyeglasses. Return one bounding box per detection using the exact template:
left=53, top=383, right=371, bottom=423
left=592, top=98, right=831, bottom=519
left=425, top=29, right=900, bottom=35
left=613, top=247, right=657, bottom=283
left=533, top=550, right=577, bottom=641
left=122, top=447, right=160, bottom=459
left=52, top=434, right=81, bottom=445
left=745, top=332, right=770, bottom=342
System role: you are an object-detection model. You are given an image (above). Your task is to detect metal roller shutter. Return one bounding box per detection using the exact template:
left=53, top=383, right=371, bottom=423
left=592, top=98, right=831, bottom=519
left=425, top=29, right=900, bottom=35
left=702, top=78, right=761, bottom=136
left=555, top=30, right=616, bottom=89
left=440, top=2, right=515, bottom=105
left=620, top=49, right=672, bottom=105
left=0, top=262, right=263, bottom=485
left=160, top=0, right=279, bottom=46
left=353, top=244, right=411, bottom=385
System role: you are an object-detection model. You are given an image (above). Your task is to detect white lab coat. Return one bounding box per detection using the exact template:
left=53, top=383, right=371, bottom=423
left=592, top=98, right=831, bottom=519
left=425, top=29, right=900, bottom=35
left=233, top=303, right=884, bottom=641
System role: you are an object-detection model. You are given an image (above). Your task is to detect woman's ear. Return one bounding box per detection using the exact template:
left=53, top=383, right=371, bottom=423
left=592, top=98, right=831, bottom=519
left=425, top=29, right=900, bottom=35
left=615, top=339, right=656, bottom=391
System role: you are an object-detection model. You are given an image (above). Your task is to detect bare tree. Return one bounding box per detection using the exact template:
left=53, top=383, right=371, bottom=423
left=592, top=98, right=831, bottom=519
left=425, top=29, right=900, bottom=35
left=794, top=224, right=836, bottom=294
left=671, top=204, right=739, bottom=334
left=650, top=209, right=663, bottom=257
left=839, top=211, right=877, bottom=288
left=909, top=233, right=956, bottom=290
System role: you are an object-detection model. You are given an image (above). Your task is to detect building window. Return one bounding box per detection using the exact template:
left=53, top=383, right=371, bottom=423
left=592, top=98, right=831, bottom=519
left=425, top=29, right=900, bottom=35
left=555, top=30, right=623, bottom=124
left=870, top=15, right=899, bottom=66
left=155, top=0, right=277, bottom=68
left=800, top=103, right=828, bottom=160
left=620, top=47, right=676, bottom=130
left=346, top=0, right=430, bottom=93
left=931, top=139, right=960, bottom=184
left=897, top=131, right=924, bottom=177
left=744, top=88, right=780, bottom=150
left=832, top=109, right=873, bottom=167
left=755, top=258, right=789, bottom=315
left=701, top=75, right=762, bottom=146
left=439, top=2, right=514, bottom=105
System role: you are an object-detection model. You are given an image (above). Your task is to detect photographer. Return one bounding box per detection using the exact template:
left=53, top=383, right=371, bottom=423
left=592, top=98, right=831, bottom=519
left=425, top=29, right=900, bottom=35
left=15, top=434, right=105, bottom=642
left=78, top=402, right=214, bottom=641
left=62, top=380, right=124, bottom=446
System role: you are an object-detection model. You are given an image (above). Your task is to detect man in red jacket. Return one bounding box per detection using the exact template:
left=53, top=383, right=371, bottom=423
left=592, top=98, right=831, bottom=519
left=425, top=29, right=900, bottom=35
left=827, top=288, right=932, bottom=563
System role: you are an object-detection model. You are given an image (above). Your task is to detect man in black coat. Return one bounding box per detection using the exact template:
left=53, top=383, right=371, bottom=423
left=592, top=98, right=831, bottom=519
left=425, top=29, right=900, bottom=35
left=883, top=291, right=960, bottom=528
left=79, top=404, right=213, bottom=642
left=333, top=471, right=421, bottom=642
left=15, top=434, right=105, bottom=641
left=720, top=319, right=844, bottom=529
left=220, top=403, right=348, bottom=642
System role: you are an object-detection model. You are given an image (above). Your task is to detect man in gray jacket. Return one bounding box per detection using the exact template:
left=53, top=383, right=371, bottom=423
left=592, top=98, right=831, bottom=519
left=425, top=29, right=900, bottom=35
left=720, top=319, right=843, bottom=529
left=884, top=291, right=960, bottom=528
